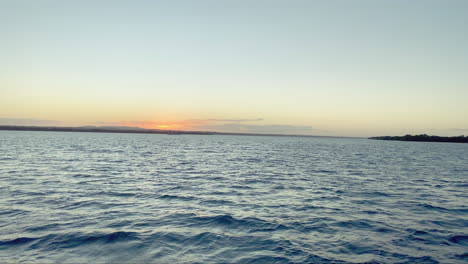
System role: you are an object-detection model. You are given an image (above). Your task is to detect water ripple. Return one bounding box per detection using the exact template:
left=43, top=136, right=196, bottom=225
left=1, top=131, right=467, bottom=263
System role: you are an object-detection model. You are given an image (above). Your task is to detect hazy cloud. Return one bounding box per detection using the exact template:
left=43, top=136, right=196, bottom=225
left=95, top=119, right=319, bottom=135
left=95, top=121, right=180, bottom=125
left=188, top=118, right=264, bottom=123
left=96, top=118, right=264, bottom=128
left=2, top=118, right=322, bottom=135
left=193, top=123, right=317, bottom=135
left=95, top=121, right=148, bottom=127
left=0, top=118, right=62, bottom=126
left=94, top=120, right=188, bottom=130
left=448, top=128, right=468, bottom=132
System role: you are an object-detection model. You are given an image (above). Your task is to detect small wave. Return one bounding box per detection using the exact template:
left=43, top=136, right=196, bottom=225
left=418, top=203, right=468, bottom=214
left=0, top=237, right=38, bottom=246
left=96, top=191, right=136, bottom=197
left=289, top=218, right=334, bottom=233
left=231, top=185, right=253, bottom=189
left=314, top=170, right=337, bottom=174
left=340, top=241, right=383, bottom=256
left=377, top=228, right=398, bottom=235
left=454, top=252, right=468, bottom=261
left=159, top=194, right=196, bottom=201
left=332, top=219, right=374, bottom=229
left=366, top=191, right=393, bottom=197
left=186, top=214, right=288, bottom=233
left=253, top=224, right=290, bottom=233
left=317, top=195, right=342, bottom=201
left=40, top=231, right=141, bottom=250
left=183, top=231, right=225, bottom=247
left=294, top=205, right=328, bottom=211
left=0, top=209, right=28, bottom=217
left=273, top=243, right=347, bottom=263
left=399, top=255, right=440, bottom=263
left=449, top=235, right=468, bottom=245
left=412, top=230, right=430, bottom=235
left=148, top=231, right=187, bottom=246
left=273, top=185, right=286, bottom=190
left=407, top=230, right=446, bottom=244
left=242, top=179, right=268, bottom=185
left=145, top=230, right=345, bottom=263
left=25, top=223, right=61, bottom=232
left=361, top=210, right=381, bottom=215
left=59, top=200, right=104, bottom=210
left=236, top=255, right=290, bottom=264
left=82, top=231, right=139, bottom=243
left=430, top=219, right=468, bottom=228
left=106, top=220, right=134, bottom=228
left=71, top=173, right=95, bottom=178
left=210, top=190, right=242, bottom=196
left=200, top=199, right=235, bottom=205
left=191, top=214, right=242, bottom=226
left=418, top=203, right=450, bottom=212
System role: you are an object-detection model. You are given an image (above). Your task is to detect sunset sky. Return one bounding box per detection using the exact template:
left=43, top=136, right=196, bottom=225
left=1, top=0, right=467, bottom=137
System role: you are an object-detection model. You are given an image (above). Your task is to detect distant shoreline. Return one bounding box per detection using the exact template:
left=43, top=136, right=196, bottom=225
left=0, top=125, right=351, bottom=139
left=369, top=134, right=468, bottom=144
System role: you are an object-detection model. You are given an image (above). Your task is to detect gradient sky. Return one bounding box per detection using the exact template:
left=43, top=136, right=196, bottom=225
left=1, top=0, right=467, bottom=136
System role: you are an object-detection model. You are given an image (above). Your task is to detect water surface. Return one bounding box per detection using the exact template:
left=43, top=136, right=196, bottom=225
left=1, top=131, right=467, bottom=263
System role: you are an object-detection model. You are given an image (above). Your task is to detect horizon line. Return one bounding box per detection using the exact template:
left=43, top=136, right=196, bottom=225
left=0, top=124, right=361, bottom=139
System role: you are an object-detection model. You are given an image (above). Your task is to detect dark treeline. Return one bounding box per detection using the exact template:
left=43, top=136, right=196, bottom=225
left=0, top=125, right=208, bottom=135
left=370, top=134, right=468, bottom=143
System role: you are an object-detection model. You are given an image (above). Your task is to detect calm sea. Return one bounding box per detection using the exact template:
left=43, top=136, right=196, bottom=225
left=1, top=131, right=467, bottom=263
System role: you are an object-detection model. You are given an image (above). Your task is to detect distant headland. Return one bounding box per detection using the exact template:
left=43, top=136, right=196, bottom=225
left=0, top=125, right=346, bottom=139
left=369, top=134, right=468, bottom=143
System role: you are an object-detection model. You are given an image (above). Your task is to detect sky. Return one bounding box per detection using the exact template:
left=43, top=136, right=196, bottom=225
left=1, top=0, right=467, bottom=137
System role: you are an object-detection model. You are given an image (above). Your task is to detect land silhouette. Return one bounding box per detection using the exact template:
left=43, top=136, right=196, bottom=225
left=3, top=126, right=466, bottom=143
left=370, top=134, right=468, bottom=143
left=0, top=125, right=342, bottom=139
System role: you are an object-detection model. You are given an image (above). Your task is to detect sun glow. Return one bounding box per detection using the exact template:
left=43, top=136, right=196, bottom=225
left=150, top=123, right=187, bottom=130
left=114, top=120, right=189, bottom=130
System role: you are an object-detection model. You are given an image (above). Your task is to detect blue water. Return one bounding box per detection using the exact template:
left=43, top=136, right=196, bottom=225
left=1, top=131, right=467, bottom=263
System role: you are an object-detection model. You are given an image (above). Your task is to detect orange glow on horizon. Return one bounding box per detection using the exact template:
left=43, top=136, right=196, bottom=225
left=115, top=118, right=242, bottom=131
left=145, top=123, right=185, bottom=130
left=117, top=121, right=192, bottom=131
left=154, top=124, right=187, bottom=130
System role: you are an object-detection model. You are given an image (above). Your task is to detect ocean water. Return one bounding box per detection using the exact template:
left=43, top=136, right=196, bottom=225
left=0, top=131, right=467, bottom=264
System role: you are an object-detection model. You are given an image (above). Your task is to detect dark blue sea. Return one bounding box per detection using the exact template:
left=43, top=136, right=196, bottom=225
left=1, top=131, right=467, bottom=263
